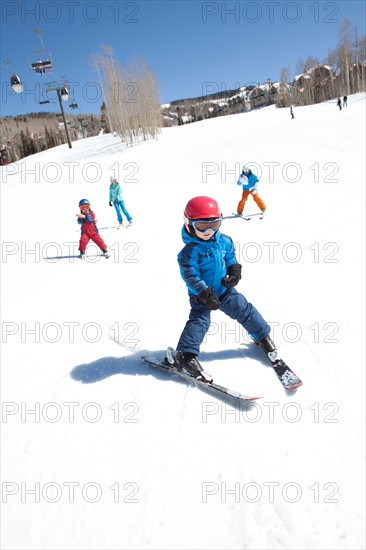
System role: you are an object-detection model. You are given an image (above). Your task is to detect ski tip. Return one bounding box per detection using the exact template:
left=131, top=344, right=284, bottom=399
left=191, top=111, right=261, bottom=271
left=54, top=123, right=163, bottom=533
left=285, top=381, right=303, bottom=391
left=240, top=397, right=262, bottom=401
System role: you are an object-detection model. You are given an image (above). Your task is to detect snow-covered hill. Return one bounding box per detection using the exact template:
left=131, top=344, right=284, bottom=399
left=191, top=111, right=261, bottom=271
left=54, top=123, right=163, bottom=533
left=1, top=94, right=365, bottom=550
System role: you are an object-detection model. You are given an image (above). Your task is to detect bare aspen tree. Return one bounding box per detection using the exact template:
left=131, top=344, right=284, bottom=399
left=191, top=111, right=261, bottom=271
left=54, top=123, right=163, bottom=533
left=360, top=35, right=366, bottom=91
left=354, top=26, right=360, bottom=92
left=324, top=49, right=337, bottom=97
left=91, top=54, right=114, bottom=134
left=277, top=67, right=290, bottom=107
left=338, top=19, right=353, bottom=95
left=92, top=46, right=160, bottom=146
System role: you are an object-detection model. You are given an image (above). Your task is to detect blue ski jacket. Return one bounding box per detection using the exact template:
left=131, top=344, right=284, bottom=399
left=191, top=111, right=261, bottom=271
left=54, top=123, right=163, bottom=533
left=178, top=227, right=238, bottom=297
left=237, top=171, right=259, bottom=192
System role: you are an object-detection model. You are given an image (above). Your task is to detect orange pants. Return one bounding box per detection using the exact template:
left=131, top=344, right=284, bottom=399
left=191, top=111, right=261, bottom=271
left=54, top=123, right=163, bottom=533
left=237, top=190, right=266, bottom=214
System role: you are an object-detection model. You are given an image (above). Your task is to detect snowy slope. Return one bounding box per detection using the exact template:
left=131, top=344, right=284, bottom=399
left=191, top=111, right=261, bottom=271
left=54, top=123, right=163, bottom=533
left=1, top=94, right=365, bottom=550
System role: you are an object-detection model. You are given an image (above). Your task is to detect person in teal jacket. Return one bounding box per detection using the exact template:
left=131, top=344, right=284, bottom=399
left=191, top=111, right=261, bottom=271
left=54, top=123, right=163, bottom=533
left=109, top=177, right=133, bottom=226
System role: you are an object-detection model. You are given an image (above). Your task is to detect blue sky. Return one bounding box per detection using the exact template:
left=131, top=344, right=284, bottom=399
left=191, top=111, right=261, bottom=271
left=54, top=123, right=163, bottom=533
left=1, top=0, right=365, bottom=117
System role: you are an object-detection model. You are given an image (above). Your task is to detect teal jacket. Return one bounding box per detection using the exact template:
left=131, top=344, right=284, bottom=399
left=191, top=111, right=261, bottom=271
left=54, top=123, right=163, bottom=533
left=109, top=182, right=123, bottom=202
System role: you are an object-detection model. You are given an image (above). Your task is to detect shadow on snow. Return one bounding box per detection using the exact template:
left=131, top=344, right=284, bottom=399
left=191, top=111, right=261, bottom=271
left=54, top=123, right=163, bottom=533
left=69, top=347, right=266, bottom=407
left=70, top=346, right=267, bottom=385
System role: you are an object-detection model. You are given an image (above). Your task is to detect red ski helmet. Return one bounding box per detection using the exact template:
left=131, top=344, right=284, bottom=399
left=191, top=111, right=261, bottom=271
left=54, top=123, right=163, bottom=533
left=184, top=196, right=222, bottom=224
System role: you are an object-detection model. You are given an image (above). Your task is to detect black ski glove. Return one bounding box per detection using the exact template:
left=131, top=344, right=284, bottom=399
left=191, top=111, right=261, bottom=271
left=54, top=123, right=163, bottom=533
left=196, top=287, right=220, bottom=310
left=109, top=202, right=112, bottom=207
left=221, top=263, right=242, bottom=288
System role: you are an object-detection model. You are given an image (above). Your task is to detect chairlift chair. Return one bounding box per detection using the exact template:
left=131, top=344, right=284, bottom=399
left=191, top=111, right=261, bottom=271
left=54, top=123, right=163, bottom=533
left=60, top=87, right=69, bottom=101
left=10, top=74, right=23, bottom=93
left=30, top=29, right=53, bottom=75
left=30, top=57, right=53, bottom=74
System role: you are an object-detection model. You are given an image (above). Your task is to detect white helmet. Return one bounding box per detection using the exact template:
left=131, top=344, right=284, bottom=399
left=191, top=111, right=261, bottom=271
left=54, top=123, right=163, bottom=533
left=110, top=176, right=117, bottom=183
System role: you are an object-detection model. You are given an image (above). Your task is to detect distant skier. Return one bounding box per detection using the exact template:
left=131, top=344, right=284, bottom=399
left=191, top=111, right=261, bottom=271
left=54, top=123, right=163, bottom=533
left=290, top=106, right=295, bottom=119
left=76, top=199, right=109, bottom=259
left=172, top=196, right=276, bottom=378
left=343, top=95, right=348, bottom=107
left=337, top=97, right=342, bottom=110
left=236, top=165, right=266, bottom=216
left=109, top=176, right=133, bottom=226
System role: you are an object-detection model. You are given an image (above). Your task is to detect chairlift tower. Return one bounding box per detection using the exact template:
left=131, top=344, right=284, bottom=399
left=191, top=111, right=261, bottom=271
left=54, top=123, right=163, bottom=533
left=45, top=84, right=72, bottom=148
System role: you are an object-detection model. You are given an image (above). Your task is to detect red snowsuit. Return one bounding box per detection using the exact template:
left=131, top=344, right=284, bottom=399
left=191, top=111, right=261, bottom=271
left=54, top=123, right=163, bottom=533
left=78, top=210, right=107, bottom=252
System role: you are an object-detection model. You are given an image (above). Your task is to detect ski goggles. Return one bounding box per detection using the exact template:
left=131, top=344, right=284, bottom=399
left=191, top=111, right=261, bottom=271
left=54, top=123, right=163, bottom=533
left=191, top=217, right=222, bottom=233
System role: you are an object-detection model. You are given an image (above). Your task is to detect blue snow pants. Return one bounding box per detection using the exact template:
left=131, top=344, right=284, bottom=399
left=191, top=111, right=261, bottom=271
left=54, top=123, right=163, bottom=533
left=113, top=200, right=132, bottom=224
left=176, top=287, right=270, bottom=355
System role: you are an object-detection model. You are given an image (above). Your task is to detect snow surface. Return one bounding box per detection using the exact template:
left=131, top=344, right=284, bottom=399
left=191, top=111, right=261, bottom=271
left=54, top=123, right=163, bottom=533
left=1, top=94, right=365, bottom=550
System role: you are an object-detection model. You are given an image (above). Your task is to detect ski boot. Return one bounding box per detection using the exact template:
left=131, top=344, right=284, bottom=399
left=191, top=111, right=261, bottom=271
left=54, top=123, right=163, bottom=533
left=79, top=251, right=86, bottom=260
left=102, top=249, right=110, bottom=259
left=256, top=335, right=278, bottom=363
left=174, top=351, right=207, bottom=380
left=256, top=336, right=303, bottom=389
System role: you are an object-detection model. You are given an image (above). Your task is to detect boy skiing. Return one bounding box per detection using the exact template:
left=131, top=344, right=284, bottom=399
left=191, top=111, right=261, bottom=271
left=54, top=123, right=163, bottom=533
left=236, top=166, right=266, bottom=216
left=76, top=199, right=109, bottom=259
left=173, top=196, right=276, bottom=379
left=109, top=177, right=133, bottom=226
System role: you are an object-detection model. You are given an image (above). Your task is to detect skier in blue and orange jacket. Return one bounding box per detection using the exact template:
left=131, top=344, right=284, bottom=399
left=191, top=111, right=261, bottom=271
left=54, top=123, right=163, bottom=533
left=174, top=196, right=275, bottom=379
left=236, top=166, right=266, bottom=215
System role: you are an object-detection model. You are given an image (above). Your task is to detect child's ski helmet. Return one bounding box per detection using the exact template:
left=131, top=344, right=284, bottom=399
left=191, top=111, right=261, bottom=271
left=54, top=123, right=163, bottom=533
left=184, top=196, right=222, bottom=224
left=79, top=199, right=90, bottom=206
left=110, top=176, right=117, bottom=183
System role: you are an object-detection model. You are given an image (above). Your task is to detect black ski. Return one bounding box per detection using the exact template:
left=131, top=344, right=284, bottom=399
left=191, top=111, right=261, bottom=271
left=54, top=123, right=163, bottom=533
left=270, top=359, right=303, bottom=390
left=141, top=356, right=260, bottom=403
left=43, top=254, right=107, bottom=261
left=255, top=341, right=302, bottom=390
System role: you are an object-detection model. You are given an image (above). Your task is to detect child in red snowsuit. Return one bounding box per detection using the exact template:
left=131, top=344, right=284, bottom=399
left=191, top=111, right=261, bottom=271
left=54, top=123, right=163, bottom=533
left=76, top=199, right=109, bottom=259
